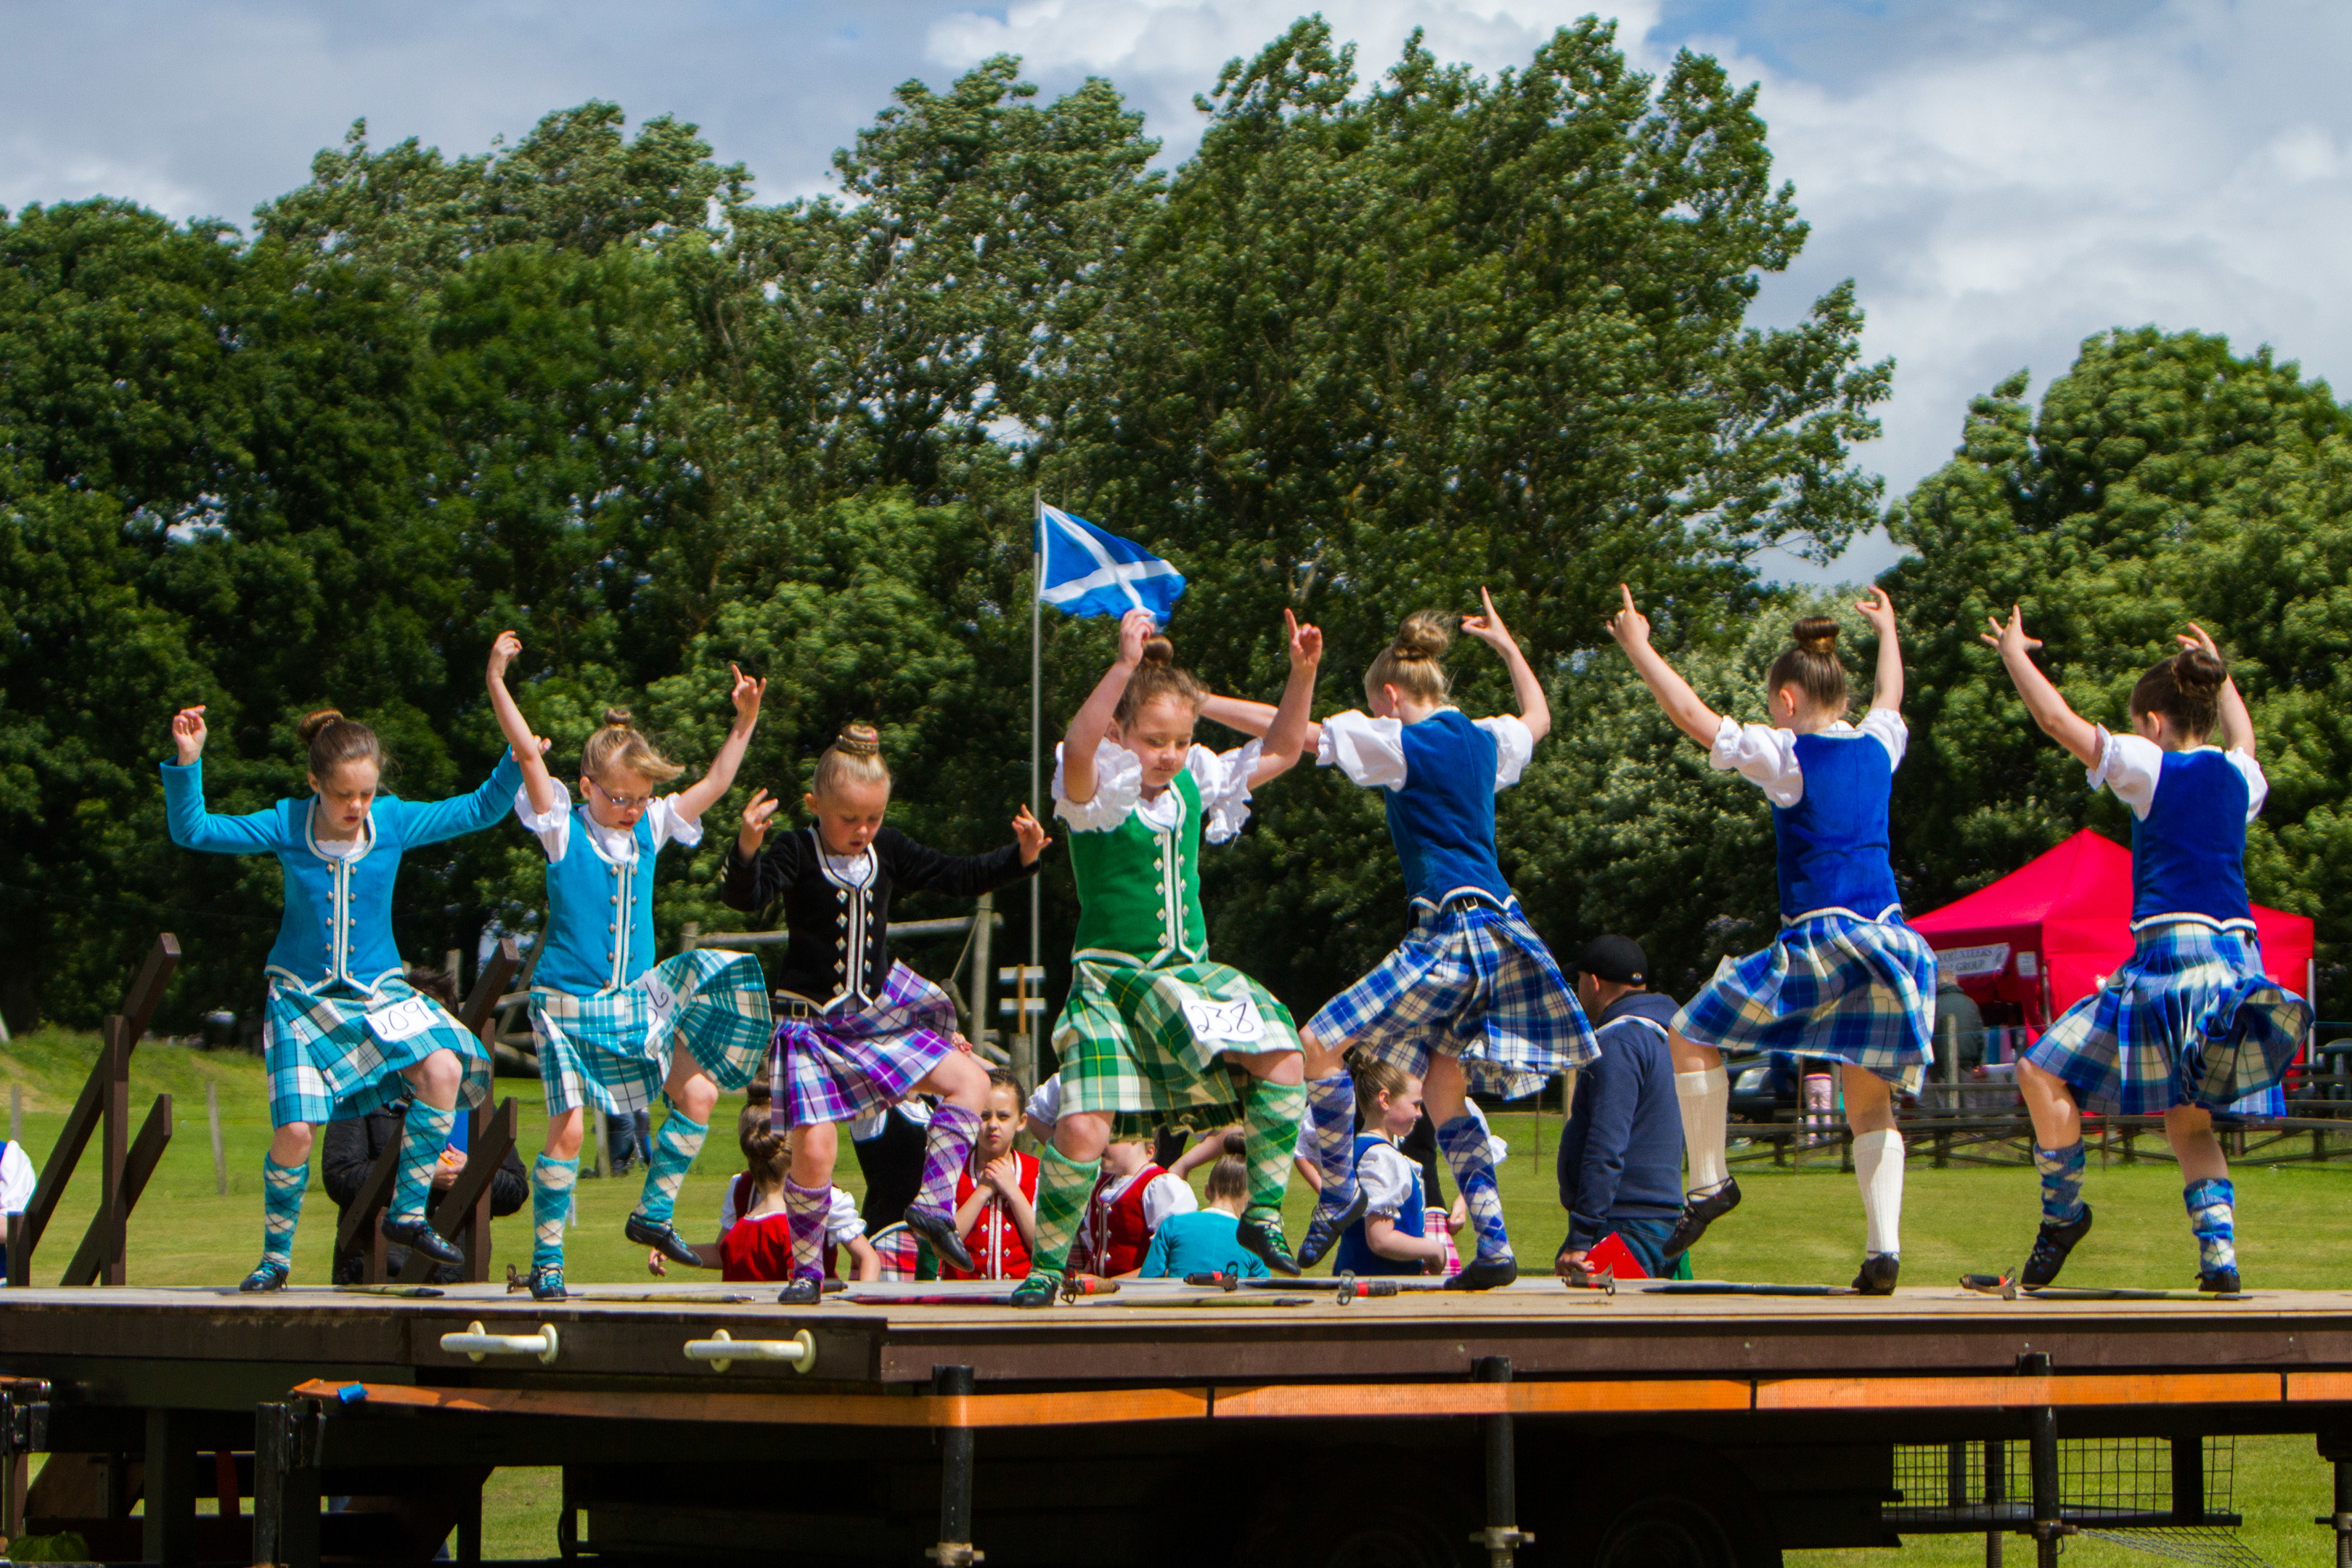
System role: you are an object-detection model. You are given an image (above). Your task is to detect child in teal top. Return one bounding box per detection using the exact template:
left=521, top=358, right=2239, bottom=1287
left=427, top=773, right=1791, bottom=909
left=1139, top=1156, right=1270, bottom=1280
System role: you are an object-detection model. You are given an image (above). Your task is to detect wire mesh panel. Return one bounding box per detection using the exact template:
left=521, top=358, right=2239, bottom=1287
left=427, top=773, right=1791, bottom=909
left=1887, top=1439, right=2269, bottom=1566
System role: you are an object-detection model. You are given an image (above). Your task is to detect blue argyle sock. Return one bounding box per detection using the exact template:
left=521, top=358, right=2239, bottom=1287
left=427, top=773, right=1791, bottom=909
left=1305, top=1074, right=1358, bottom=1208
left=2034, top=1140, right=2087, bottom=1226
left=261, top=1155, right=308, bottom=1268
left=635, top=1111, right=706, bottom=1225
left=1438, top=1113, right=1511, bottom=1265
left=2184, top=1177, right=2237, bottom=1275
left=531, top=1155, right=578, bottom=1272
left=390, top=1102, right=454, bottom=1227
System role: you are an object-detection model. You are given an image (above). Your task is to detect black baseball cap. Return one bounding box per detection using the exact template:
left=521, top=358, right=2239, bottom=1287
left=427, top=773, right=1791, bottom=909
left=1577, top=935, right=1648, bottom=987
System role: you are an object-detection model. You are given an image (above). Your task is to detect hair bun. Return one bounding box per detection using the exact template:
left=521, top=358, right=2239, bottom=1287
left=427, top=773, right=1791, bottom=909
left=1792, top=616, right=1841, bottom=656
left=602, top=708, right=634, bottom=728
left=836, top=723, right=882, bottom=757
left=1140, top=634, right=1176, bottom=666
left=296, top=709, right=345, bottom=744
left=2173, top=645, right=2226, bottom=698
left=1392, top=611, right=1453, bottom=662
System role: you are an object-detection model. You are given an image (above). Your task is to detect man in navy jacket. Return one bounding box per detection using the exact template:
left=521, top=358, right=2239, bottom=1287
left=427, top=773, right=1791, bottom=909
left=1556, top=936, right=1686, bottom=1281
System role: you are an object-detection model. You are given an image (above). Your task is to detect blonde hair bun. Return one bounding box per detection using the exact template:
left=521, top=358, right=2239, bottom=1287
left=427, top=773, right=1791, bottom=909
left=812, top=724, right=893, bottom=798
left=1392, top=612, right=1453, bottom=661
left=581, top=708, right=683, bottom=785
left=1363, top=611, right=1455, bottom=706
left=1792, top=617, right=1841, bottom=656
left=835, top=723, right=882, bottom=756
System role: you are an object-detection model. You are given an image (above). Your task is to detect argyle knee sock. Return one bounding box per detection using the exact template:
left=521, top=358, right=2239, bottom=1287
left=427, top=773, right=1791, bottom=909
left=1304, top=1072, right=1358, bottom=1209
left=1675, top=1066, right=1731, bottom=1196
left=634, top=1110, right=707, bottom=1224
left=389, top=1101, right=455, bottom=1227
left=1029, top=1143, right=1102, bottom=1281
left=1241, top=1074, right=1306, bottom=1224
left=783, top=1177, right=830, bottom=1282
left=261, top=1155, right=308, bottom=1268
left=2035, top=1140, right=2088, bottom=1226
left=909, top=1103, right=981, bottom=1222
left=2184, top=1177, right=2237, bottom=1275
left=531, top=1155, right=578, bottom=1272
left=1437, top=1113, right=1511, bottom=1265
left=1853, top=1127, right=1904, bottom=1258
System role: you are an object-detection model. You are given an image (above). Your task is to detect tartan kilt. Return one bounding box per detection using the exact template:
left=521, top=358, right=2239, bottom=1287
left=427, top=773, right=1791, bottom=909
left=531, top=950, right=772, bottom=1118
left=771, top=962, right=960, bottom=1129
left=870, top=1222, right=926, bottom=1282
left=1053, top=957, right=1300, bottom=1122
left=2025, top=920, right=2312, bottom=1117
left=264, top=973, right=491, bottom=1130
left=1310, top=900, right=1596, bottom=1100
left=1673, top=911, right=1937, bottom=1091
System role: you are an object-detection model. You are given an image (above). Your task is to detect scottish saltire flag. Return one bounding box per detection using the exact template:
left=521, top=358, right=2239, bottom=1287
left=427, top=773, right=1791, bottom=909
left=1037, top=505, right=1186, bottom=626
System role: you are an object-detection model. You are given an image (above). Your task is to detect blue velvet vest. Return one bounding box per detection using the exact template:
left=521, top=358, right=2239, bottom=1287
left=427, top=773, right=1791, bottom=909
left=1771, top=731, right=1901, bottom=920
left=2131, top=750, right=2253, bottom=928
left=1333, top=1134, right=1427, bottom=1278
left=536, top=809, right=659, bottom=995
left=1385, top=711, right=1515, bottom=913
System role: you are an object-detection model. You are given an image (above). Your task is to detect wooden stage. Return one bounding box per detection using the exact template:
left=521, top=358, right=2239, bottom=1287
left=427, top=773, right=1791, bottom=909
left=8, top=1278, right=2352, bottom=1565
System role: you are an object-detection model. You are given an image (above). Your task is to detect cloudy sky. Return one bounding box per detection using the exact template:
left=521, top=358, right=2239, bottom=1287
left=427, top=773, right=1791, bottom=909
left=7, top=1, right=2349, bottom=582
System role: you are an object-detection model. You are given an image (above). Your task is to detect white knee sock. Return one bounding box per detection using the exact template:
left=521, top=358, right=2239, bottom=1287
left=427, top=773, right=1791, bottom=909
left=1675, top=1067, right=1730, bottom=1196
left=1854, top=1127, right=1904, bottom=1257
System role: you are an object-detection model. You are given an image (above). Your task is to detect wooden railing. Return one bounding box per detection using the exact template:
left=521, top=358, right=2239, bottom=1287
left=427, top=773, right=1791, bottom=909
left=7, top=935, right=180, bottom=1287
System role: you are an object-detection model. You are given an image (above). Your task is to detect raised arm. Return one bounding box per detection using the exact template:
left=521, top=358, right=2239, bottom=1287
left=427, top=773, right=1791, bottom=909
left=2180, top=624, right=2255, bottom=757
left=1461, top=587, right=1549, bottom=743
left=486, top=632, right=559, bottom=818
left=1061, top=609, right=1155, bottom=807
left=1605, top=586, right=1722, bottom=747
left=674, top=663, right=767, bottom=822
left=1248, top=611, right=1323, bottom=788
left=1856, top=587, right=1905, bottom=712
left=1980, top=606, right=2102, bottom=768
left=161, top=706, right=282, bottom=852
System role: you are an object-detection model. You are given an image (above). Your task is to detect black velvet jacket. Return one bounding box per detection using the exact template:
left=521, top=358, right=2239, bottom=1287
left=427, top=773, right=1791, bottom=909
left=720, top=825, right=1038, bottom=1008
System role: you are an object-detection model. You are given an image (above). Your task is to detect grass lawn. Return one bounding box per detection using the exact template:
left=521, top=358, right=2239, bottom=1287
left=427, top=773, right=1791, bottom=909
left=5, top=1027, right=2346, bottom=1562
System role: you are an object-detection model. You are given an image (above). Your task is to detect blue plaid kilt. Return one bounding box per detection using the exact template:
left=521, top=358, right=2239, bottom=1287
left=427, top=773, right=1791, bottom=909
left=531, top=949, right=772, bottom=1118
left=772, top=962, right=960, bottom=1129
left=2024, top=920, right=2311, bottom=1117
left=263, top=973, right=491, bottom=1129
left=1673, top=910, right=1936, bottom=1090
left=1310, top=899, right=1596, bottom=1100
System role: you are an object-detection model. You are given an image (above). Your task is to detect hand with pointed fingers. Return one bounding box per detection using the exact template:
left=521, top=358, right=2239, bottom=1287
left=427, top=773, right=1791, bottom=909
left=1461, top=586, right=1516, bottom=652
left=1978, top=605, right=2043, bottom=661
left=171, top=706, right=208, bottom=764
left=1605, top=584, right=1651, bottom=651
left=1012, top=805, right=1052, bottom=865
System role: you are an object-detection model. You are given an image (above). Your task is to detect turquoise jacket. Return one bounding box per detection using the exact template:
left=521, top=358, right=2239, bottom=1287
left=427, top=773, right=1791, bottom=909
left=162, top=752, right=522, bottom=991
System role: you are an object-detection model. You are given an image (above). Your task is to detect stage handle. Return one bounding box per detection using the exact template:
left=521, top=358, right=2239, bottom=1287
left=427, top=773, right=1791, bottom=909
left=440, top=1321, right=560, bottom=1365
left=685, top=1327, right=815, bottom=1374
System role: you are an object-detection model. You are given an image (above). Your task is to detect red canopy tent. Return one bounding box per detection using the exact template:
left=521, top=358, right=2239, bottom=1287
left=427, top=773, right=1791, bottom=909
left=1908, top=829, right=2315, bottom=1032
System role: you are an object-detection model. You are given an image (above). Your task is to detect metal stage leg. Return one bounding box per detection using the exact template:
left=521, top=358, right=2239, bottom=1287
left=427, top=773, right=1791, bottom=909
left=2171, top=1434, right=2205, bottom=1525
left=2315, top=1435, right=2352, bottom=1568
left=927, top=1365, right=982, bottom=1567
left=2020, top=1352, right=2067, bottom=1568
left=1985, top=1438, right=2005, bottom=1568
left=254, top=1401, right=321, bottom=1568
left=1473, top=1355, right=1534, bottom=1567
left=143, top=1407, right=197, bottom=1565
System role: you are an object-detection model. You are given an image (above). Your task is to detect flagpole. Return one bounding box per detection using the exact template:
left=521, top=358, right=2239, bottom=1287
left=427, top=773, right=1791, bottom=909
left=1027, top=488, right=1044, bottom=1101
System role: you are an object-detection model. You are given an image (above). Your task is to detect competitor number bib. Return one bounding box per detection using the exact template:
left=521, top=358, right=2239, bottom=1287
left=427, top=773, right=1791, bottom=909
left=367, top=995, right=444, bottom=1044
left=1182, top=995, right=1267, bottom=1047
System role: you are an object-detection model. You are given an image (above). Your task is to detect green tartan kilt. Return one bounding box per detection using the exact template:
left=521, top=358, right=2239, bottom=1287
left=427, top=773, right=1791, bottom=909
left=1052, top=957, right=1301, bottom=1130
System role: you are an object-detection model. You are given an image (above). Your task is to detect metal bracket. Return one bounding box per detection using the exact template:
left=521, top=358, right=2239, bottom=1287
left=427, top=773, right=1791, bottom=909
left=685, top=1327, right=814, bottom=1375
left=441, top=1320, right=560, bottom=1365
left=2, top=1391, right=50, bottom=1454
left=1472, top=1527, right=1537, bottom=1550
left=924, top=1545, right=985, bottom=1567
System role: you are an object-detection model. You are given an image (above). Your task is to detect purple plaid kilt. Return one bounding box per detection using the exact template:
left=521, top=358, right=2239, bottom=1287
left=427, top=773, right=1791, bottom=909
left=1309, top=899, right=1596, bottom=1099
left=771, top=962, right=960, bottom=1129
left=2025, top=919, right=2311, bottom=1117
left=1673, top=909, right=1936, bottom=1090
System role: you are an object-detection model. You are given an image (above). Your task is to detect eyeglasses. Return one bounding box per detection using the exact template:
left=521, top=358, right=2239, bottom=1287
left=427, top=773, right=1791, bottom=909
left=588, top=779, right=653, bottom=810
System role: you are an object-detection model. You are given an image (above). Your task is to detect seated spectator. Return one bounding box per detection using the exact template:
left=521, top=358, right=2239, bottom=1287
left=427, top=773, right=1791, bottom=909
left=322, top=1098, right=527, bottom=1283
left=942, top=1069, right=1037, bottom=1280
left=656, top=1101, right=878, bottom=1283
left=1141, top=1156, right=1270, bottom=1279
left=1074, top=1132, right=1196, bottom=1278
left=1556, top=935, right=1686, bottom=1283
left=1334, top=1061, right=1453, bottom=1276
